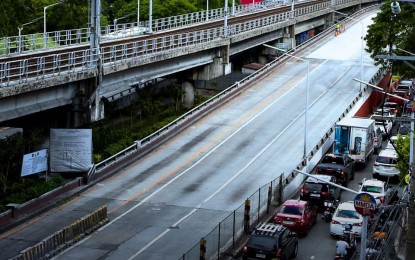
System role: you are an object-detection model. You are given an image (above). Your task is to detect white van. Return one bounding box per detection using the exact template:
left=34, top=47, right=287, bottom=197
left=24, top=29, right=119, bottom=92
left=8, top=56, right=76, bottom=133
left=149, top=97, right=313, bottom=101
left=373, top=149, right=399, bottom=180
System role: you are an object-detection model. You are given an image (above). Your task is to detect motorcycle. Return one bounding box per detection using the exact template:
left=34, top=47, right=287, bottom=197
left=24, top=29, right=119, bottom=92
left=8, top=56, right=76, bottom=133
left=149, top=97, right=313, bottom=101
left=322, top=200, right=336, bottom=222
left=342, top=225, right=357, bottom=259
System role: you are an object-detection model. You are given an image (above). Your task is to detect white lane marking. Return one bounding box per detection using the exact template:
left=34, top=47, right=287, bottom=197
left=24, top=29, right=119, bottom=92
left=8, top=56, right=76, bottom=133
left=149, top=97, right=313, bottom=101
left=127, top=207, right=200, bottom=260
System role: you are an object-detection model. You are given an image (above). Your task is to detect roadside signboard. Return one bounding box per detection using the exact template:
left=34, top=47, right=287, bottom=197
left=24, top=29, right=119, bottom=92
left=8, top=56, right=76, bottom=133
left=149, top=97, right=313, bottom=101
left=354, top=193, right=377, bottom=216
left=21, top=149, right=48, bottom=177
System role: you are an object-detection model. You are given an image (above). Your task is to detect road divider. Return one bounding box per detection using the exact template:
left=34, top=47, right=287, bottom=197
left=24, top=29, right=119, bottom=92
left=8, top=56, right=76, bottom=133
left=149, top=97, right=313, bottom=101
left=9, top=206, right=108, bottom=260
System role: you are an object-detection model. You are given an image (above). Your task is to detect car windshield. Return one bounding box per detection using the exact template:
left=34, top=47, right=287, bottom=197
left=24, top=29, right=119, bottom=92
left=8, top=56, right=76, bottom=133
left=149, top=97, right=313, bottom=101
left=376, top=156, right=397, bottom=164
left=248, top=235, right=276, bottom=249
left=336, top=209, right=360, bottom=219
left=304, top=183, right=327, bottom=192
left=361, top=185, right=383, bottom=193
left=321, top=156, right=344, bottom=164
left=281, top=205, right=303, bottom=216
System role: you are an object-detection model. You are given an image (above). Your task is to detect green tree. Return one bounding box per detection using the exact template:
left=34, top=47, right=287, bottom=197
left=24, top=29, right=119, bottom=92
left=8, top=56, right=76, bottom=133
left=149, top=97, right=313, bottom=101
left=395, top=134, right=410, bottom=184
left=365, top=1, right=415, bottom=78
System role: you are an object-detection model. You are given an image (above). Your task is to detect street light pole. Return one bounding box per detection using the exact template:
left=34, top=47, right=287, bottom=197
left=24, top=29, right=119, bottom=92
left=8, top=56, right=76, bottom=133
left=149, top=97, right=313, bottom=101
left=43, top=1, right=63, bottom=49
left=18, top=17, right=42, bottom=53
left=330, top=10, right=364, bottom=92
left=263, top=44, right=309, bottom=167
left=149, top=0, right=153, bottom=33
left=206, top=0, right=209, bottom=21
left=137, top=0, right=140, bottom=28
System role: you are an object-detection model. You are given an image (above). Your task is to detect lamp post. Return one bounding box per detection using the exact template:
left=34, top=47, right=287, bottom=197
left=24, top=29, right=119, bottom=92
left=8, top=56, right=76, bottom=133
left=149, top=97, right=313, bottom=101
left=137, top=0, right=140, bottom=28
left=206, top=0, right=209, bottom=21
left=18, top=17, right=42, bottom=53
left=330, top=9, right=364, bottom=92
left=44, top=1, right=63, bottom=49
left=291, top=0, right=295, bottom=19
left=263, top=44, right=309, bottom=166
left=149, top=0, right=153, bottom=33
left=113, top=13, right=135, bottom=31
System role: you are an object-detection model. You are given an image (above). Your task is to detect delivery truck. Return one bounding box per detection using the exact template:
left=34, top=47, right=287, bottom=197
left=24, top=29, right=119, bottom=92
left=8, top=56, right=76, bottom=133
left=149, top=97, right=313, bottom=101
left=333, top=117, right=375, bottom=165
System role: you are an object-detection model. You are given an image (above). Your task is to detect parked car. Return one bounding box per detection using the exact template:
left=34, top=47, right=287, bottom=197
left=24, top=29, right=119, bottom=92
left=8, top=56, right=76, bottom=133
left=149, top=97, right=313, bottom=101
left=395, top=80, right=413, bottom=92
left=300, top=175, right=341, bottom=209
left=358, top=178, right=392, bottom=205
left=374, top=108, right=396, bottom=122
left=330, top=201, right=363, bottom=238
left=373, top=119, right=393, bottom=140
left=274, top=199, right=317, bottom=236
left=386, top=90, right=409, bottom=107
left=373, top=148, right=400, bottom=181
left=314, top=153, right=355, bottom=186
left=382, top=101, right=402, bottom=116
left=242, top=222, right=298, bottom=260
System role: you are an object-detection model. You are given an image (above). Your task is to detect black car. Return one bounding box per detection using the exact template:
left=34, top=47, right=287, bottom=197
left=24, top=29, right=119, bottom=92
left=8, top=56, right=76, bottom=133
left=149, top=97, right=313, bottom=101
left=314, top=153, right=355, bottom=186
left=300, top=175, right=342, bottom=209
left=243, top=223, right=298, bottom=260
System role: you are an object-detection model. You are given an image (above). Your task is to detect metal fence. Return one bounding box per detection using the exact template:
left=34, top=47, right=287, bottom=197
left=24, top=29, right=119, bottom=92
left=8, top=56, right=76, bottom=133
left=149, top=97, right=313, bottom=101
left=0, top=1, right=290, bottom=56
left=180, top=176, right=285, bottom=260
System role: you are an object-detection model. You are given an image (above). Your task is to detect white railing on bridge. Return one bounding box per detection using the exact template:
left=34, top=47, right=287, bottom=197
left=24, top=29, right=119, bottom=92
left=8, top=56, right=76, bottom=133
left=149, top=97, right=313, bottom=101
left=0, top=1, right=288, bottom=57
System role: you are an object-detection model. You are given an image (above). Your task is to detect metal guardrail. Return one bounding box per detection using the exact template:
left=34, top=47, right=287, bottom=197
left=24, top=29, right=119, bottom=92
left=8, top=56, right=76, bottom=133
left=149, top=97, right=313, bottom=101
left=0, top=0, right=355, bottom=88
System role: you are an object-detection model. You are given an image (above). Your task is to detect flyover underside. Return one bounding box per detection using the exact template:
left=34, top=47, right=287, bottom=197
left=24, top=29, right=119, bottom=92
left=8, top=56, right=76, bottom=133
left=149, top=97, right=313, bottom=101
left=100, top=50, right=216, bottom=98
left=230, top=29, right=285, bottom=56
left=0, top=84, right=77, bottom=122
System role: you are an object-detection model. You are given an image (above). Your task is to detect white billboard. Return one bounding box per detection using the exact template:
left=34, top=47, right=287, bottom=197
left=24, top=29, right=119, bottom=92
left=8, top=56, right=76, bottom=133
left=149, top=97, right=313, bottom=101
left=50, top=129, right=92, bottom=172
left=21, top=149, right=48, bottom=177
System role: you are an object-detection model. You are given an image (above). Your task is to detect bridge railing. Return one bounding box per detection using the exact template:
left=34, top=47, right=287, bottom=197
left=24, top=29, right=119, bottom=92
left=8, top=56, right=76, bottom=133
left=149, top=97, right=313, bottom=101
left=1, top=0, right=367, bottom=56
left=0, top=1, right=289, bottom=57
left=0, top=0, right=368, bottom=88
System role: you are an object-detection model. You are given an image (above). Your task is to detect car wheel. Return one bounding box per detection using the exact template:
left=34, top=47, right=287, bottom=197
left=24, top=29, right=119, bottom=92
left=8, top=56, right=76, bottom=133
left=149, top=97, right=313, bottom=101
left=291, top=242, right=298, bottom=258
left=313, top=213, right=317, bottom=225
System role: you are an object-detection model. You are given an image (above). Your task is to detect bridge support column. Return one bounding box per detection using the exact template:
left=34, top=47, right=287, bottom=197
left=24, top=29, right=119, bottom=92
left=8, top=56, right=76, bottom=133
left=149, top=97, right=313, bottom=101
left=192, top=47, right=232, bottom=81
left=286, top=25, right=295, bottom=50
left=182, top=81, right=195, bottom=109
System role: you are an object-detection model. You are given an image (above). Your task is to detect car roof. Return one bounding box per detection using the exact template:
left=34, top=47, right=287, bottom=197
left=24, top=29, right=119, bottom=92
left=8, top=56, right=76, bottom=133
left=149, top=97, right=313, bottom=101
left=383, top=102, right=398, bottom=106
left=282, top=199, right=307, bottom=207
left=378, top=148, right=397, bottom=157
left=337, top=201, right=356, bottom=210
left=305, top=175, right=334, bottom=183
left=361, top=178, right=384, bottom=187
left=398, top=80, right=413, bottom=86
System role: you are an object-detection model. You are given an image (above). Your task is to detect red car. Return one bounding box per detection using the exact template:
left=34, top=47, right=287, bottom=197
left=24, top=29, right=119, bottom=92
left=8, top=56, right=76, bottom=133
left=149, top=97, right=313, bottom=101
left=274, top=199, right=318, bottom=236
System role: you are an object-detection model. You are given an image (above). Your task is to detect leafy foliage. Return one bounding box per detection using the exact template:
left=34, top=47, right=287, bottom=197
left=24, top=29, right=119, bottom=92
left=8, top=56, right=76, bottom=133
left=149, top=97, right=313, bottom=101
left=0, top=175, right=64, bottom=212
left=395, top=134, right=410, bottom=185
left=365, top=1, right=415, bottom=78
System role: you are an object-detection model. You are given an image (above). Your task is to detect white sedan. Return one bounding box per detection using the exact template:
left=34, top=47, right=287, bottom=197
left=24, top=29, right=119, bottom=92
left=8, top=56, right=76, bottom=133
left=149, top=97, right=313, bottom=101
left=330, top=201, right=363, bottom=237
left=358, top=178, right=390, bottom=205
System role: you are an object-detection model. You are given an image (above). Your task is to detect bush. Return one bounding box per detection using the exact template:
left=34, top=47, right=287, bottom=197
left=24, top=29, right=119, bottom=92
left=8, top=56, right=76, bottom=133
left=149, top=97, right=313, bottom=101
left=0, top=175, right=64, bottom=212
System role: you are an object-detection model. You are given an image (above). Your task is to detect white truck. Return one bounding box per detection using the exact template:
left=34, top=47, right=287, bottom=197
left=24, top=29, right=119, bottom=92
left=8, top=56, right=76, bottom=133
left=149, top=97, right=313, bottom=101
left=333, top=117, right=376, bottom=165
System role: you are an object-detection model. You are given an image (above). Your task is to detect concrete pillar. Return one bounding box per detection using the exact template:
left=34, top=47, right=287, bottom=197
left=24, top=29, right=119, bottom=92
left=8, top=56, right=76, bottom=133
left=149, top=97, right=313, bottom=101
left=182, top=81, right=195, bottom=109
left=285, top=25, right=295, bottom=50
left=192, top=57, right=232, bottom=81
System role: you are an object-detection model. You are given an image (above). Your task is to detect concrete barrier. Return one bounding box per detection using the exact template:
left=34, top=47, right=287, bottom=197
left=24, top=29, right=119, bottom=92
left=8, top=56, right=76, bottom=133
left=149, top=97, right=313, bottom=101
left=9, top=206, right=108, bottom=260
